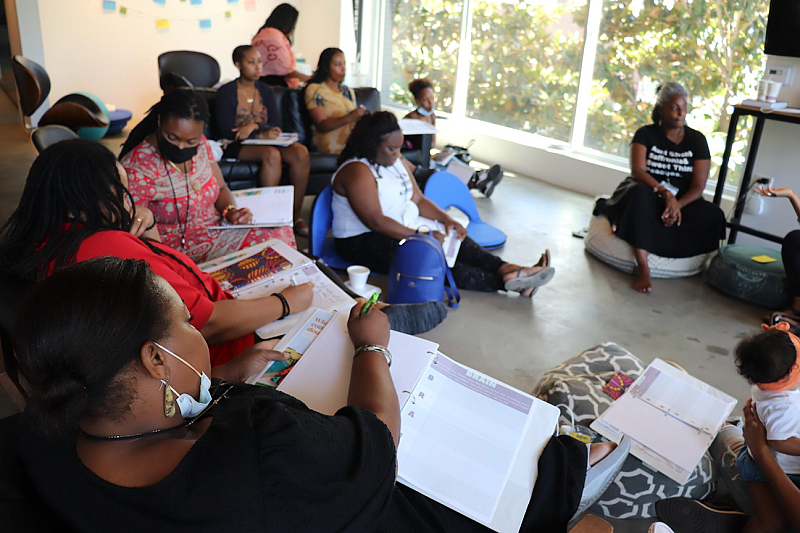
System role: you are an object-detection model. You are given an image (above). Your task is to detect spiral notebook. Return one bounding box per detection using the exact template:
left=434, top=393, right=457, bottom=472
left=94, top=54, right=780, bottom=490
left=277, top=312, right=559, bottom=533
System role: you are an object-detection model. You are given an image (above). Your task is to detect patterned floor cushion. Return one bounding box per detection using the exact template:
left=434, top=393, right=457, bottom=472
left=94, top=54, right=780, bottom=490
left=705, top=244, right=789, bottom=309
left=532, top=342, right=717, bottom=519
left=585, top=215, right=712, bottom=278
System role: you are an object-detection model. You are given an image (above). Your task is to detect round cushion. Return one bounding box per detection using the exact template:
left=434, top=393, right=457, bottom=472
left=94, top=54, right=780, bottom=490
left=105, top=108, right=133, bottom=136
left=73, top=92, right=109, bottom=141
left=585, top=215, right=712, bottom=278
left=532, top=343, right=717, bottom=519
left=705, top=244, right=788, bottom=309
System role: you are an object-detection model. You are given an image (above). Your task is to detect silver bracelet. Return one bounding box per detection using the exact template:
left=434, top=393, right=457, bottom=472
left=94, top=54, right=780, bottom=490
left=354, top=344, right=392, bottom=367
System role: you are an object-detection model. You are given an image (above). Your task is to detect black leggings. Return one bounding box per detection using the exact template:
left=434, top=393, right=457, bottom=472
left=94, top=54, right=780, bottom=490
left=335, top=232, right=507, bottom=291
left=783, top=230, right=800, bottom=298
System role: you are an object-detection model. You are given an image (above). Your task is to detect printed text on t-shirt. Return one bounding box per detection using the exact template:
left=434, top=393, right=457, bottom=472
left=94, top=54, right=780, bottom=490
left=646, top=146, right=693, bottom=179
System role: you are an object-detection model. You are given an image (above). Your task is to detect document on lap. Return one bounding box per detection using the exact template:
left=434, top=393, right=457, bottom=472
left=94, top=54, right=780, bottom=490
left=277, top=311, right=560, bottom=533
left=591, top=358, right=736, bottom=484
left=197, top=240, right=356, bottom=338
left=208, top=186, right=294, bottom=228
left=240, top=132, right=299, bottom=146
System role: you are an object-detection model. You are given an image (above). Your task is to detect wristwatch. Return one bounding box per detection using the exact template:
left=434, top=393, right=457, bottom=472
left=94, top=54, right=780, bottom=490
left=354, top=344, right=392, bottom=367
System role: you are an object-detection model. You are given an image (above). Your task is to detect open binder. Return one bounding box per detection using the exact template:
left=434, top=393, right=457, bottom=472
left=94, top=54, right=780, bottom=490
left=198, top=240, right=355, bottom=338
left=276, top=311, right=560, bottom=533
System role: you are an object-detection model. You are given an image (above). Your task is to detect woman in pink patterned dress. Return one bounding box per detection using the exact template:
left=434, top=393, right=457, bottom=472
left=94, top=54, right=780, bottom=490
left=252, top=3, right=309, bottom=88
left=120, top=89, right=295, bottom=264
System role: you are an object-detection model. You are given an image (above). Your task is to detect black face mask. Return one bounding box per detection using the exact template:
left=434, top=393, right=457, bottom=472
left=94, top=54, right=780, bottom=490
left=158, top=134, right=198, bottom=164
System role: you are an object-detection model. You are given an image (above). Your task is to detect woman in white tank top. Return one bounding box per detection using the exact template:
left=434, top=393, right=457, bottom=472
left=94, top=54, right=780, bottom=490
left=330, top=112, right=555, bottom=297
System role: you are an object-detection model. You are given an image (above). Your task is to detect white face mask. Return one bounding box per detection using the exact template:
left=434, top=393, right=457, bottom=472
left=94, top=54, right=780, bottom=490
left=416, top=106, right=433, bottom=117
left=155, top=341, right=212, bottom=418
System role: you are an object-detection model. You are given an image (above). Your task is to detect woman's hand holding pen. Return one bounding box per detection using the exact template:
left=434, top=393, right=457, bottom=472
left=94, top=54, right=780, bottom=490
left=347, top=298, right=390, bottom=349
left=233, top=122, right=259, bottom=141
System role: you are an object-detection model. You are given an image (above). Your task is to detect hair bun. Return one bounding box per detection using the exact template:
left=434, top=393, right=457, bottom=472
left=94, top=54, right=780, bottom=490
left=28, top=375, right=89, bottom=436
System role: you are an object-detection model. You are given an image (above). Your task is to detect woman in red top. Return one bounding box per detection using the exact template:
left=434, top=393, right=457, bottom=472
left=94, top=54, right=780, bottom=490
left=120, top=89, right=297, bottom=264
left=0, top=139, right=313, bottom=367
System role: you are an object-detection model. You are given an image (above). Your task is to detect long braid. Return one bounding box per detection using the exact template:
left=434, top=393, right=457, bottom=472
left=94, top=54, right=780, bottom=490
left=0, top=141, right=132, bottom=280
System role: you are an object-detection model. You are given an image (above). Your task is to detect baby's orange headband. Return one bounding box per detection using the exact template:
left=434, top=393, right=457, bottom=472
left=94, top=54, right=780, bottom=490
left=757, top=322, right=800, bottom=391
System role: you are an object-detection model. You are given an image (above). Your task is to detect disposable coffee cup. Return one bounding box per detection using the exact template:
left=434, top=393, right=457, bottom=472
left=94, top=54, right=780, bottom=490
left=765, top=80, right=782, bottom=102
left=758, top=79, right=782, bottom=102
left=347, top=265, right=370, bottom=290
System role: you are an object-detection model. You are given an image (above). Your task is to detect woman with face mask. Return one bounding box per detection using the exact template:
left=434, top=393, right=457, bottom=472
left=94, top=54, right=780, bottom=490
left=304, top=47, right=367, bottom=154
left=119, top=89, right=297, bottom=263
left=15, top=257, right=622, bottom=532
left=332, top=112, right=554, bottom=297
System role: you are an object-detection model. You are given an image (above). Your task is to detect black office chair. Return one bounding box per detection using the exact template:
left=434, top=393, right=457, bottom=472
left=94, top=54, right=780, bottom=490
left=11, top=56, right=51, bottom=130
left=30, top=125, right=79, bottom=153
left=11, top=56, right=109, bottom=132
left=158, top=51, right=220, bottom=92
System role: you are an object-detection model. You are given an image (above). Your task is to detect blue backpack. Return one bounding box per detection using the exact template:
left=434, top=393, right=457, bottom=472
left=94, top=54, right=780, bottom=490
left=387, top=232, right=460, bottom=308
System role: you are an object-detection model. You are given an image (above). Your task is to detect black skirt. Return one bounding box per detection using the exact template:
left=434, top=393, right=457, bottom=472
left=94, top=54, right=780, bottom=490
left=600, top=179, right=725, bottom=258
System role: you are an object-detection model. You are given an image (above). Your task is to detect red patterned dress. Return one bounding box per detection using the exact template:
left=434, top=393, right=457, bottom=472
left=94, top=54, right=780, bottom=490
left=121, top=137, right=296, bottom=263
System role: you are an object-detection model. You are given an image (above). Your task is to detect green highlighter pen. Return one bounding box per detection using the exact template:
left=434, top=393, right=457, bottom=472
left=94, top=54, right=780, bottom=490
left=359, top=292, right=380, bottom=317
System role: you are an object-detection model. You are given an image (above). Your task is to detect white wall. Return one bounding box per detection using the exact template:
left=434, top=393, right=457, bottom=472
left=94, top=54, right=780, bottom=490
left=14, top=0, right=352, bottom=123
left=735, top=55, right=800, bottom=250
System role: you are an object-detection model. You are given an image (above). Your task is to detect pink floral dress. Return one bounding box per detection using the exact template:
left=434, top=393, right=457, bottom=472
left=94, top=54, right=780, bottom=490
left=121, top=137, right=296, bottom=263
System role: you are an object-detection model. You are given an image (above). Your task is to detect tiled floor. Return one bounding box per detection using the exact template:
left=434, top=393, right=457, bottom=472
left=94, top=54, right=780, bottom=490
left=0, top=91, right=765, bottom=531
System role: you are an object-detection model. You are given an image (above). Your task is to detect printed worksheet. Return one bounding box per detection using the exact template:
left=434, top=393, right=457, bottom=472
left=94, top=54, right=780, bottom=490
left=397, top=354, right=536, bottom=525
left=208, top=186, right=293, bottom=228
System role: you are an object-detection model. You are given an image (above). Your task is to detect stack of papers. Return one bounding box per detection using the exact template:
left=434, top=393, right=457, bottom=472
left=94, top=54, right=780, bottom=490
left=209, top=186, right=293, bottom=229
left=241, top=132, right=298, bottom=146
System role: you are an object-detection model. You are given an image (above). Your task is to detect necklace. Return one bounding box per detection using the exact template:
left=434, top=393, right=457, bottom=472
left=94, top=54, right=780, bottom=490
left=165, top=161, right=191, bottom=250
left=82, top=384, right=234, bottom=441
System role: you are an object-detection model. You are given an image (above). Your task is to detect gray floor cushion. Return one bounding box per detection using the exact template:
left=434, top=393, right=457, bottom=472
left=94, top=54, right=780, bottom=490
left=532, top=342, right=717, bottom=519
left=705, top=244, right=789, bottom=309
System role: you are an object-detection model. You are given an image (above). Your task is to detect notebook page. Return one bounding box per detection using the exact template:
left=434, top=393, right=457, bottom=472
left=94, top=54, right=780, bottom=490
left=208, top=186, right=293, bottom=228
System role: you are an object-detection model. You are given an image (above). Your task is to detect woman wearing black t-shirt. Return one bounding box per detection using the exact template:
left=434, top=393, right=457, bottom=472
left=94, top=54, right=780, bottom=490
left=598, top=82, right=725, bottom=292
left=15, top=258, right=626, bottom=532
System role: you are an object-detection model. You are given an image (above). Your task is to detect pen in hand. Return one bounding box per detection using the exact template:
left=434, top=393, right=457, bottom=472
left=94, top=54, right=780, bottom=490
left=359, top=292, right=380, bottom=317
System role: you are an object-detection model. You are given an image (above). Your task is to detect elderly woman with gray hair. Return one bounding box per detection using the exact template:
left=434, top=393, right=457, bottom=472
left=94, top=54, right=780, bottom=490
left=596, top=81, right=725, bottom=292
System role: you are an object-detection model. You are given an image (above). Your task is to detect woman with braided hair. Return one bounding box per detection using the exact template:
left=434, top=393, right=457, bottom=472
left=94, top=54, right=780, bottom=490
left=120, top=89, right=298, bottom=263
left=0, top=139, right=313, bottom=367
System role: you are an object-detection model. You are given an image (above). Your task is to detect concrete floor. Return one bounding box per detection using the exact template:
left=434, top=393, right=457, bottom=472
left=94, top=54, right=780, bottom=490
left=0, top=91, right=765, bottom=531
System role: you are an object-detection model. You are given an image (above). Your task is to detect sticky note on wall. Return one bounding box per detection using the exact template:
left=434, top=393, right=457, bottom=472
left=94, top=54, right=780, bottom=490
left=245, top=0, right=256, bottom=8
left=120, top=6, right=127, bottom=14
left=199, top=19, right=211, bottom=28
left=102, top=0, right=116, bottom=10
left=156, top=19, right=170, bottom=29
left=225, top=10, right=232, bottom=17
left=191, top=0, right=202, bottom=4
left=153, top=0, right=166, bottom=4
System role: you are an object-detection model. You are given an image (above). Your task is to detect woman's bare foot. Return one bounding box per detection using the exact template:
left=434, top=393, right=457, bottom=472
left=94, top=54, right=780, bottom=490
left=535, top=249, right=550, bottom=268
left=634, top=263, right=652, bottom=293
left=589, top=441, right=617, bottom=467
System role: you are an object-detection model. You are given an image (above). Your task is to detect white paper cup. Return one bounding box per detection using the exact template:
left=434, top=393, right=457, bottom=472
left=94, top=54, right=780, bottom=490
left=765, top=80, right=782, bottom=102
left=757, top=79, right=769, bottom=101
left=347, top=265, right=370, bottom=290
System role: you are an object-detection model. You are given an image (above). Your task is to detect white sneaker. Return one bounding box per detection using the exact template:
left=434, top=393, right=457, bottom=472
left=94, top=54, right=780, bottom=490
left=648, top=522, right=675, bottom=533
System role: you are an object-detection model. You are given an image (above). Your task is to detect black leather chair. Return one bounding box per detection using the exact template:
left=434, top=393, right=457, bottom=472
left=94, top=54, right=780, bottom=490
left=211, top=86, right=385, bottom=196
left=158, top=51, right=220, bottom=92
left=11, top=56, right=109, bottom=132
left=31, top=125, right=79, bottom=153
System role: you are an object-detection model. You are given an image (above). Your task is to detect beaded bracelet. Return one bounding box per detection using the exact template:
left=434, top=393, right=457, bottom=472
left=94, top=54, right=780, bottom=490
left=144, top=219, right=157, bottom=232
left=272, top=293, right=290, bottom=320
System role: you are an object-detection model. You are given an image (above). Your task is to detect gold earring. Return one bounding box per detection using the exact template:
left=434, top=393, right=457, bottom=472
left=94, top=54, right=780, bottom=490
left=160, top=375, right=176, bottom=418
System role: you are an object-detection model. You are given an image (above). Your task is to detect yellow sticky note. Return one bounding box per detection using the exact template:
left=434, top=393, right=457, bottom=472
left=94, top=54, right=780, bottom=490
left=156, top=19, right=170, bottom=30
left=225, top=10, right=232, bottom=18
left=751, top=255, right=778, bottom=264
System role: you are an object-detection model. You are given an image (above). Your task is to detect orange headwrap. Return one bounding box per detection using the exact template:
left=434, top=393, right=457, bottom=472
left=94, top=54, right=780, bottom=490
left=757, top=322, right=800, bottom=391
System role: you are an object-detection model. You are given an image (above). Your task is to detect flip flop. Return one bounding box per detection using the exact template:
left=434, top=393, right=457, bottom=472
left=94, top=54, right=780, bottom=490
left=504, top=266, right=555, bottom=292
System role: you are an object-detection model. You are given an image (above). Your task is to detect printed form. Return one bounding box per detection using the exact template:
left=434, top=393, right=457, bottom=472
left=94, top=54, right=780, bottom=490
left=397, top=354, right=535, bottom=525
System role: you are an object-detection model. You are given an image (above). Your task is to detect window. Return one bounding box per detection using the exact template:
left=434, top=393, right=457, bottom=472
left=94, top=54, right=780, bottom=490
left=388, top=0, right=465, bottom=113
left=384, top=0, right=769, bottom=188
left=467, top=0, right=588, bottom=142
